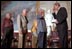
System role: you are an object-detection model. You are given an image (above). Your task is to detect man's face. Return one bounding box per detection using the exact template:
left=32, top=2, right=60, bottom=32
left=38, top=10, right=44, bottom=17
left=41, top=10, right=44, bottom=17
left=6, top=13, right=11, bottom=19
left=22, top=9, right=27, bottom=16
left=54, top=5, right=59, bottom=10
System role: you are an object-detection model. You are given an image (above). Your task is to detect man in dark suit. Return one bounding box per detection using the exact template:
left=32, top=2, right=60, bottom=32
left=52, top=2, right=68, bottom=48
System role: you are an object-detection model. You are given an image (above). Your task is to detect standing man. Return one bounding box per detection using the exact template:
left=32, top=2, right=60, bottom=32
left=17, top=9, right=28, bottom=48
left=32, top=9, right=47, bottom=48
left=37, top=9, right=47, bottom=48
left=52, top=2, right=68, bottom=48
left=1, top=13, right=14, bottom=48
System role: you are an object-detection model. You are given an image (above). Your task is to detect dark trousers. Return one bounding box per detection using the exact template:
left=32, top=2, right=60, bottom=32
left=22, top=30, right=27, bottom=48
left=2, top=38, right=12, bottom=48
left=1, top=27, right=13, bottom=48
left=38, top=32, right=47, bottom=48
left=57, top=28, right=68, bottom=48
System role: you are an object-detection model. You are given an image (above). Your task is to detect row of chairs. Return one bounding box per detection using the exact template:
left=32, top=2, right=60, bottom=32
left=1, top=30, right=71, bottom=48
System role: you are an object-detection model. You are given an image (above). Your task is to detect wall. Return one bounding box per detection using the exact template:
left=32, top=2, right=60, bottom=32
left=1, top=1, right=71, bottom=32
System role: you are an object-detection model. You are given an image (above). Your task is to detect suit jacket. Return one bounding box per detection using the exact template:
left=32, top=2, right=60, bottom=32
left=53, top=7, right=68, bottom=31
left=17, top=14, right=28, bottom=31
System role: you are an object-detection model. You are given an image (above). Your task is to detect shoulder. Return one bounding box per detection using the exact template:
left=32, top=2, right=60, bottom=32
left=60, top=7, right=66, bottom=9
left=3, top=17, right=6, bottom=21
left=60, top=7, right=67, bottom=11
left=17, top=14, right=21, bottom=22
left=17, top=14, right=20, bottom=17
left=17, top=14, right=21, bottom=19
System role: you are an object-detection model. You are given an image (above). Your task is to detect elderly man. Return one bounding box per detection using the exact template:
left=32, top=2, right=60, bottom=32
left=52, top=2, right=68, bottom=48
left=32, top=9, right=47, bottom=48
left=17, top=9, right=28, bottom=48
left=1, top=13, right=14, bottom=48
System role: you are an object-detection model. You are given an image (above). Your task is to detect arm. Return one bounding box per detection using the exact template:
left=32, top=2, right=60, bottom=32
left=17, top=15, right=22, bottom=34
left=1, top=18, right=5, bottom=34
left=56, top=7, right=68, bottom=24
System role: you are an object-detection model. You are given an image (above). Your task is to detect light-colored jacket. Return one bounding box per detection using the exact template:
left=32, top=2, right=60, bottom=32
left=17, top=14, right=28, bottom=48
left=17, top=14, right=27, bottom=31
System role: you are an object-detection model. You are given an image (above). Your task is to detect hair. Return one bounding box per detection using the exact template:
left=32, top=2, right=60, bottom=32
left=22, top=8, right=28, bottom=13
left=54, top=2, right=60, bottom=7
left=38, top=8, right=45, bottom=14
